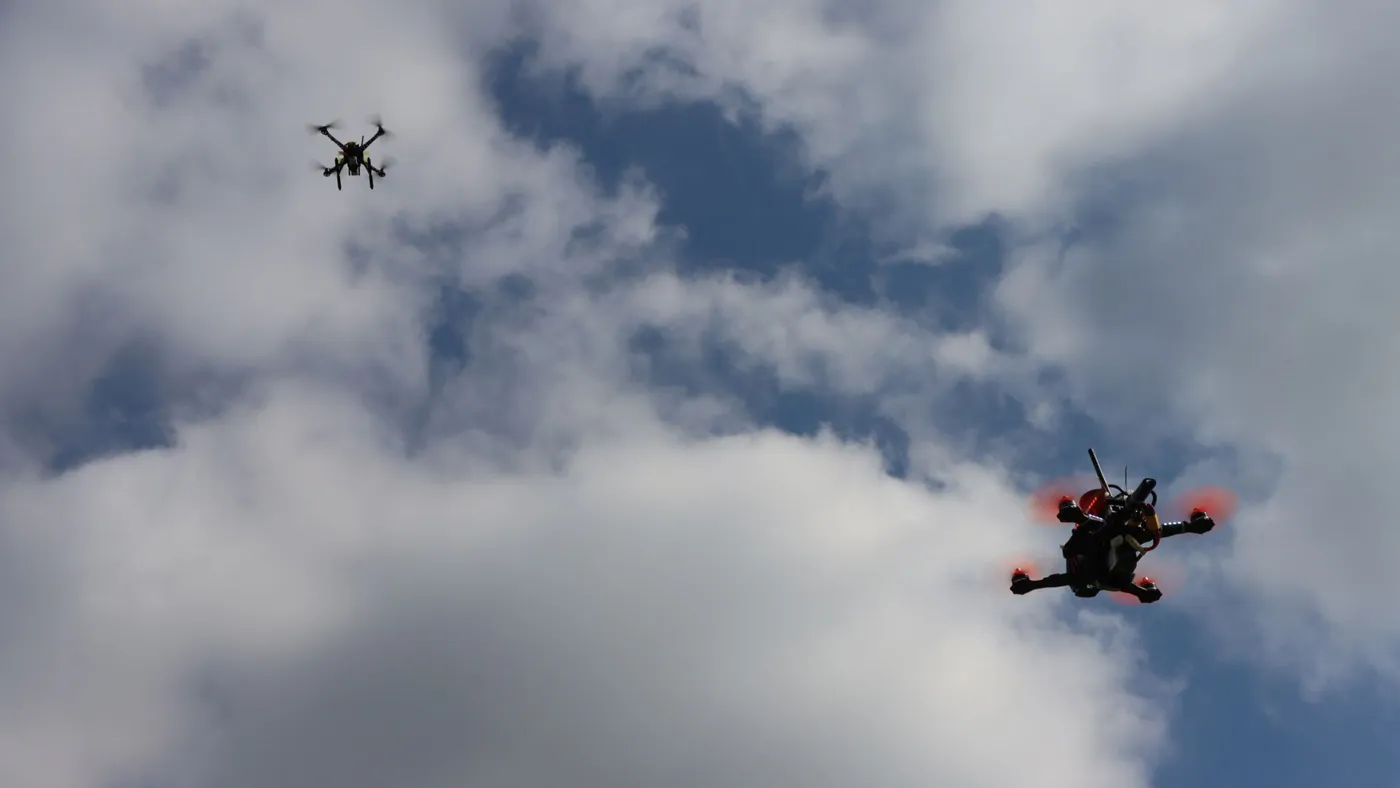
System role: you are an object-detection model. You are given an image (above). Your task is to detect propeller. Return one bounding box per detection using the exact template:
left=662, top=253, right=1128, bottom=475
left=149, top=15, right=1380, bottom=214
left=1005, top=556, right=1040, bottom=579
left=998, top=555, right=1043, bottom=595
left=1109, top=571, right=1183, bottom=605
left=1027, top=475, right=1098, bottom=523
left=1109, top=554, right=1188, bottom=605
left=1163, top=485, right=1238, bottom=524
left=1108, top=584, right=1158, bottom=605
left=307, top=120, right=341, bottom=134
left=310, top=159, right=332, bottom=173
left=368, top=114, right=393, bottom=138
left=988, top=554, right=1043, bottom=593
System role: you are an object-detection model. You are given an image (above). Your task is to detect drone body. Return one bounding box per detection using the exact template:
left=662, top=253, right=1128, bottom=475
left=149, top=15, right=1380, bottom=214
left=309, top=116, right=392, bottom=190
left=1011, top=448, right=1232, bottom=604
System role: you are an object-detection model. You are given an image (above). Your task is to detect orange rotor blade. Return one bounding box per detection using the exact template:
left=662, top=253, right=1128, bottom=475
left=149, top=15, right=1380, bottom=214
left=1109, top=560, right=1186, bottom=605
left=1027, top=475, right=1096, bottom=523
left=1003, top=556, right=1040, bottom=578
left=991, top=555, right=1045, bottom=593
left=1166, top=486, right=1238, bottom=523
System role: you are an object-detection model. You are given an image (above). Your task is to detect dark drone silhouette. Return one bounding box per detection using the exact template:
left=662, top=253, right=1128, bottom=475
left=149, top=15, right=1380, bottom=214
left=1010, top=448, right=1234, bottom=604
left=308, top=115, right=393, bottom=190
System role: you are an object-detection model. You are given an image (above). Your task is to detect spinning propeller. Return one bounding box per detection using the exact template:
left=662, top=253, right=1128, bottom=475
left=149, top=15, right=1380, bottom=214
left=1108, top=559, right=1187, bottom=605
left=1027, top=475, right=1100, bottom=523
left=1163, top=485, right=1237, bottom=523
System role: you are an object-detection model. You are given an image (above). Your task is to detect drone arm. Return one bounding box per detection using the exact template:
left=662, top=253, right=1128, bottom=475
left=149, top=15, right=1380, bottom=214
left=1011, top=571, right=1072, bottom=595
left=361, top=127, right=385, bottom=151
left=1024, top=573, right=1072, bottom=590
left=1103, top=577, right=1160, bottom=602
left=1158, top=521, right=1190, bottom=538
left=321, top=130, right=349, bottom=150
left=1159, top=516, right=1215, bottom=537
left=1056, top=499, right=1095, bottom=524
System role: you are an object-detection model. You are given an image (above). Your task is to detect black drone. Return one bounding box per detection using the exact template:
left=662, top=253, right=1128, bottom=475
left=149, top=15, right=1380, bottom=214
left=308, top=115, right=393, bottom=190
left=1010, top=448, right=1232, bottom=604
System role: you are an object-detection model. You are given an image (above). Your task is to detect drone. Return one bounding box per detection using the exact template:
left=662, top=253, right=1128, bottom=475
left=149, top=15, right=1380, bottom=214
left=308, top=116, right=393, bottom=190
left=1010, top=448, right=1235, bottom=603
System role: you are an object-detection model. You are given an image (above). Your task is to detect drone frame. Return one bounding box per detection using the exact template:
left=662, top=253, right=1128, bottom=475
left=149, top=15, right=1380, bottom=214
left=311, top=119, right=390, bottom=191
left=1082, top=448, right=1164, bottom=554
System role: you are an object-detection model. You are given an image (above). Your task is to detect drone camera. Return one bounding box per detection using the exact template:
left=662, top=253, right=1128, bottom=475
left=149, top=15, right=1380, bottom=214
left=1130, top=477, right=1157, bottom=503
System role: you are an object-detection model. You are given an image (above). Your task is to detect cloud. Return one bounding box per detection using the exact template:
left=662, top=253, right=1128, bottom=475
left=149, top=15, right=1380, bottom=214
left=878, top=240, right=958, bottom=267
left=0, top=0, right=1187, bottom=786
left=497, top=0, right=1400, bottom=688
left=619, top=270, right=1005, bottom=389
left=0, top=381, right=1171, bottom=788
left=511, top=0, right=1289, bottom=226
left=986, top=1, right=1400, bottom=685
left=0, top=0, right=668, bottom=464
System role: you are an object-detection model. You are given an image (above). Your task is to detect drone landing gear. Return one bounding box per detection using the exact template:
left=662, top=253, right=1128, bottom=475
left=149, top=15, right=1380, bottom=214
left=366, top=157, right=386, bottom=189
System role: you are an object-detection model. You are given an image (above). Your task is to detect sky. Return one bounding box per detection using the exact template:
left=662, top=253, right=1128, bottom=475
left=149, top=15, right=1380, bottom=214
left=3, top=1, right=1400, bottom=787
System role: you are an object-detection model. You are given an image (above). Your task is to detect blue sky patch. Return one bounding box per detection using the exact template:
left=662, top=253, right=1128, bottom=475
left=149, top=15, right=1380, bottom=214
left=487, top=42, right=883, bottom=303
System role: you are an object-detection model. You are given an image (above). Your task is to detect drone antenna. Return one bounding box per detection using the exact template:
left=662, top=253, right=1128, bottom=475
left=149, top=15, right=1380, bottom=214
left=1087, top=448, right=1109, bottom=494
left=1124, top=465, right=1128, bottom=490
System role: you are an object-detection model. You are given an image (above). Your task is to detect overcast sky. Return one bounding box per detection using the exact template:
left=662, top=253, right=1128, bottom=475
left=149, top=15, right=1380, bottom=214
left=3, top=1, right=1399, bottom=787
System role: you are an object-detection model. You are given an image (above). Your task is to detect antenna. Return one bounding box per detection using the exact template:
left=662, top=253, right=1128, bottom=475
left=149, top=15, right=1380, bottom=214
left=1087, top=448, right=1109, bottom=493
left=1124, top=466, right=1129, bottom=490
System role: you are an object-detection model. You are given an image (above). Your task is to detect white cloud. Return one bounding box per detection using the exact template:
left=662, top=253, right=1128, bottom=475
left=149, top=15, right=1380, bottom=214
left=500, top=0, right=1400, bottom=687
left=878, top=240, right=958, bottom=267
left=513, top=0, right=1291, bottom=226
left=0, top=0, right=665, bottom=446
left=0, top=381, right=1171, bottom=788
left=985, top=2, right=1400, bottom=685
left=617, top=270, right=1008, bottom=392
left=0, top=0, right=1185, bottom=786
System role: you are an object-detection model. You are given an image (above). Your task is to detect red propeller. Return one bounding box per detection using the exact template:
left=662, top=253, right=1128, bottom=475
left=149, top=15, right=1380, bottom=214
left=1005, top=557, right=1041, bottom=579
left=1108, top=559, right=1187, bottom=605
left=993, top=555, right=1044, bottom=593
left=1163, top=485, right=1238, bottom=524
left=1027, top=475, right=1099, bottom=523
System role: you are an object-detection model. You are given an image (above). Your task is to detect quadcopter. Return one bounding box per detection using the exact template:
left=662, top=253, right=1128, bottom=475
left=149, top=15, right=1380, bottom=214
left=1009, top=448, right=1235, bottom=604
left=308, top=116, right=393, bottom=190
